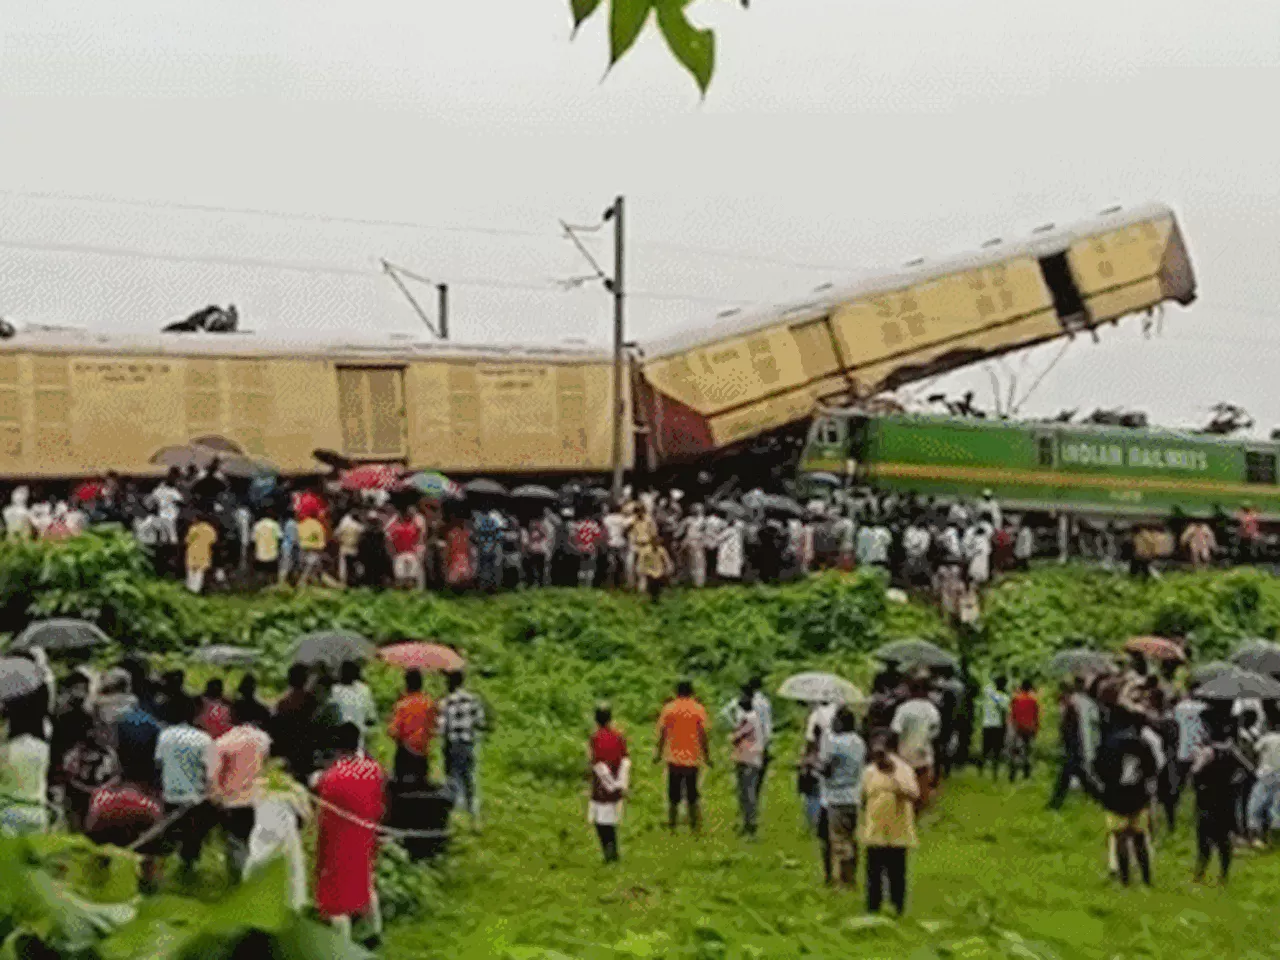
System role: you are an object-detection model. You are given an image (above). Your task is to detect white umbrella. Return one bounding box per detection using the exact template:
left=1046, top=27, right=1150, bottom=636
left=778, top=672, right=863, bottom=705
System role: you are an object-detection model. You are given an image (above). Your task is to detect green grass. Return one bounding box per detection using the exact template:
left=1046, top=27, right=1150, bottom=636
left=383, top=745, right=1280, bottom=960
left=12, top=535, right=1280, bottom=958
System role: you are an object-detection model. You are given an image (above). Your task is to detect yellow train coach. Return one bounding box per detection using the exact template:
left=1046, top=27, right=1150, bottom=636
left=635, top=202, right=1197, bottom=463
left=0, top=333, right=626, bottom=478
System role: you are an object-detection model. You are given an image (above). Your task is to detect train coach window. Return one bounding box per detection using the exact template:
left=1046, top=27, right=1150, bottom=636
left=1246, top=451, right=1277, bottom=485
left=1037, top=435, right=1055, bottom=468
left=814, top=418, right=845, bottom=447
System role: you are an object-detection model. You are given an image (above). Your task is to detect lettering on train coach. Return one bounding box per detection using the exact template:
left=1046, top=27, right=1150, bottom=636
left=72, top=360, right=172, bottom=385
left=1060, top=441, right=1209, bottom=472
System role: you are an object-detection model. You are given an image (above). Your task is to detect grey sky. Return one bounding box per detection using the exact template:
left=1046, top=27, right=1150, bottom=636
left=2, top=0, right=1278, bottom=432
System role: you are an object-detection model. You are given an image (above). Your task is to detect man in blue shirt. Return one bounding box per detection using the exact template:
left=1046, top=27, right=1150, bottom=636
left=819, top=705, right=866, bottom=888
left=116, top=698, right=162, bottom=789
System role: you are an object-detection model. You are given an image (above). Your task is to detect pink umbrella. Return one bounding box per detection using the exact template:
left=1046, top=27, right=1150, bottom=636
left=339, top=464, right=405, bottom=492
left=378, top=642, right=466, bottom=673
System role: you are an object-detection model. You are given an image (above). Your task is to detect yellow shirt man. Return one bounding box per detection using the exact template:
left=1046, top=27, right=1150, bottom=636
left=185, top=521, right=217, bottom=572
left=297, top=517, right=326, bottom=553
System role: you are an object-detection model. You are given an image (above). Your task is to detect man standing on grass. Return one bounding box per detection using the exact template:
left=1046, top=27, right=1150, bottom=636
left=655, top=680, right=712, bottom=832
left=820, top=705, right=866, bottom=888
left=387, top=669, right=437, bottom=784
left=210, top=704, right=272, bottom=882
left=729, top=690, right=765, bottom=837
left=1093, top=711, right=1158, bottom=887
left=978, top=676, right=1010, bottom=778
left=1048, top=676, right=1089, bottom=810
left=588, top=704, right=630, bottom=863
left=890, top=676, right=941, bottom=808
left=1008, top=679, right=1041, bottom=782
left=439, top=670, right=487, bottom=828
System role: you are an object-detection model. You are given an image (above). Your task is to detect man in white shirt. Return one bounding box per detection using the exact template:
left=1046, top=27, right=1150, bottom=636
left=978, top=676, right=1010, bottom=777
left=963, top=521, right=994, bottom=586
left=978, top=490, right=1003, bottom=532
left=149, top=472, right=184, bottom=545
left=155, top=695, right=216, bottom=873
left=603, top=507, right=630, bottom=588
left=331, top=660, right=378, bottom=747
left=680, top=504, right=710, bottom=587
left=3, top=486, right=32, bottom=541
left=891, top=678, right=942, bottom=807
left=1247, top=704, right=1280, bottom=847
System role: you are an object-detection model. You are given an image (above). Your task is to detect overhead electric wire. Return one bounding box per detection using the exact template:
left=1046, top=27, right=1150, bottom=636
left=0, top=234, right=761, bottom=308
left=0, top=186, right=858, bottom=273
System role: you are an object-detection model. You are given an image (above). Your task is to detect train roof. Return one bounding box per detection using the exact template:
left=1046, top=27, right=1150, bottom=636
left=641, top=201, right=1182, bottom=361
left=0, top=328, right=612, bottom=364
left=826, top=410, right=1279, bottom=450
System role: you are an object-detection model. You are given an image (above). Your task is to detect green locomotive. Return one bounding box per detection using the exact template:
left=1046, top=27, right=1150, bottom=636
left=798, top=411, right=1280, bottom=520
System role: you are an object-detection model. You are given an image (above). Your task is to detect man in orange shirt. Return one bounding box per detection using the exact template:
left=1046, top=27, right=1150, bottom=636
left=387, top=669, right=437, bottom=785
left=654, top=680, right=712, bottom=831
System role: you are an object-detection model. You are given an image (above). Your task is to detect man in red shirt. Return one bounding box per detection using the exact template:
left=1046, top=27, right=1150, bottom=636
left=570, top=514, right=605, bottom=587
left=1008, top=680, right=1041, bottom=782
left=588, top=703, right=630, bottom=862
left=654, top=680, right=712, bottom=832
left=385, top=508, right=424, bottom=589
left=85, top=767, right=164, bottom=892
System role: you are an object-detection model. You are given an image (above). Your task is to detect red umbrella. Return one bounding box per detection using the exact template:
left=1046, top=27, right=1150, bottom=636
left=73, top=480, right=105, bottom=503
left=1123, top=635, right=1186, bottom=662
left=339, top=464, right=405, bottom=492
left=378, top=642, right=466, bottom=673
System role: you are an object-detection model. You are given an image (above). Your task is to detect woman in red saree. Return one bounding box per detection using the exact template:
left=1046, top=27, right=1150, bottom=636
left=313, top=724, right=387, bottom=942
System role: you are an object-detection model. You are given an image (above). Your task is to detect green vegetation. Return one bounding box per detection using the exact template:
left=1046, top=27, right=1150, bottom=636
left=5, top=534, right=1280, bottom=958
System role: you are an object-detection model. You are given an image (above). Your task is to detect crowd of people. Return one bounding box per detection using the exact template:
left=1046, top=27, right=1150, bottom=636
left=3, top=462, right=1272, bottom=603
left=1041, top=651, right=1277, bottom=887
left=2, top=633, right=1278, bottom=936
left=0, top=467, right=1034, bottom=601
left=0, top=648, right=486, bottom=947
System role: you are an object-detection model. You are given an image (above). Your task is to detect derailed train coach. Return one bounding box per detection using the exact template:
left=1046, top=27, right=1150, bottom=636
left=632, top=202, right=1196, bottom=468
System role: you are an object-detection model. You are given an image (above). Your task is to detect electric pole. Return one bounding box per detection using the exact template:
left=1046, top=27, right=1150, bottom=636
left=605, top=196, right=626, bottom=503
left=437, top=283, right=449, bottom=340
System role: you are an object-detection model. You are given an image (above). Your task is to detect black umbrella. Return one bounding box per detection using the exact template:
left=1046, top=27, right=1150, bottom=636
left=874, top=638, right=959, bottom=670
left=0, top=657, right=44, bottom=702
left=511, top=484, right=558, bottom=501
left=291, top=630, right=375, bottom=670
left=1230, top=640, right=1280, bottom=677
left=1197, top=668, right=1280, bottom=702
left=464, top=479, right=509, bottom=498
left=9, top=618, right=110, bottom=654
left=1045, top=648, right=1116, bottom=679
left=189, top=645, right=260, bottom=667
left=1189, top=660, right=1236, bottom=687
left=313, top=448, right=354, bottom=470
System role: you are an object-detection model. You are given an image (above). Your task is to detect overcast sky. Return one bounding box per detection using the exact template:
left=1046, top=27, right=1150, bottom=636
left=2, top=0, right=1279, bottom=432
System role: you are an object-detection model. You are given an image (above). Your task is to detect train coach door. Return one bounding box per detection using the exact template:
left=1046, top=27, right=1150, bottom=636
left=336, top=366, right=407, bottom=460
